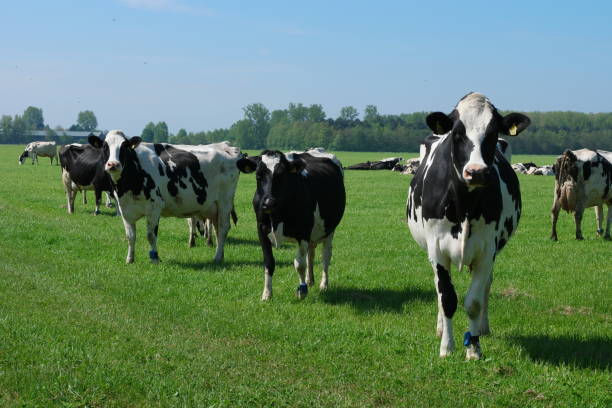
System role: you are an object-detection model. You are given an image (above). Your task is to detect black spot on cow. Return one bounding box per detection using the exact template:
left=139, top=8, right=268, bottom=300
left=436, top=264, right=457, bottom=318
left=583, top=161, right=592, bottom=181
left=504, top=216, right=514, bottom=237
left=154, top=144, right=208, bottom=204
left=450, top=223, right=462, bottom=239
left=497, top=238, right=507, bottom=251
left=158, top=163, right=165, bottom=177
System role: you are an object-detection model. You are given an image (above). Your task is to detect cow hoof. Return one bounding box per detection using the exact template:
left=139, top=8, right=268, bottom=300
left=149, top=250, right=160, bottom=263
left=550, top=235, right=558, bottom=241
left=296, top=283, right=308, bottom=299
left=319, top=282, right=328, bottom=291
left=93, top=210, right=100, bottom=215
left=465, top=346, right=482, bottom=360
left=126, top=257, right=134, bottom=264
left=576, top=236, right=584, bottom=241
left=261, top=291, right=272, bottom=301
left=604, top=235, right=611, bottom=241
left=439, top=346, right=454, bottom=358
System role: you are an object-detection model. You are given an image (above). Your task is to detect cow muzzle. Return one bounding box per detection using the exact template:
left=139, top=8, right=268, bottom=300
left=463, top=164, right=490, bottom=187
left=105, top=161, right=122, bottom=173
left=261, top=197, right=276, bottom=214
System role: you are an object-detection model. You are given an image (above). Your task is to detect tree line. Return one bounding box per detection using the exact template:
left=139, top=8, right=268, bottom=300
left=2, top=104, right=611, bottom=154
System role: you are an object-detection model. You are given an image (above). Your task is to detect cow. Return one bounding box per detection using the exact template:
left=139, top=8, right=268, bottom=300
left=102, top=130, right=245, bottom=264
left=19, top=141, right=59, bottom=165
left=550, top=149, right=612, bottom=241
left=59, top=139, right=116, bottom=215
left=406, top=92, right=531, bottom=360
left=238, top=148, right=345, bottom=300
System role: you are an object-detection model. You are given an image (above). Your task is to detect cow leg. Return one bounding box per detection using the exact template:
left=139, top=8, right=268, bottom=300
left=82, top=190, right=87, bottom=205
left=574, top=205, right=585, bottom=240
left=105, top=192, right=114, bottom=208
left=320, top=233, right=334, bottom=291
left=480, top=273, right=493, bottom=336
left=550, top=197, right=561, bottom=241
left=258, top=223, right=275, bottom=300
left=463, top=256, right=494, bottom=360
left=187, top=218, right=197, bottom=248
left=212, top=208, right=230, bottom=263
left=146, top=213, right=161, bottom=264
left=93, top=189, right=102, bottom=215
left=432, top=258, right=456, bottom=357
left=604, top=204, right=612, bottom=240
left=205, top=219, right=214, bottom=247
left=305, top=243, right=316, bottom=287
left=595, top=205, right=604, bottom=237
left=294, top=241, right=309, bottom=299
left=122, top=218, right=136, bottom=264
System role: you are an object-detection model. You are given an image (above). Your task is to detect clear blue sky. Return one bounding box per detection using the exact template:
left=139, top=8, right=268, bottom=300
left=2, top=0, right=611, bottom=135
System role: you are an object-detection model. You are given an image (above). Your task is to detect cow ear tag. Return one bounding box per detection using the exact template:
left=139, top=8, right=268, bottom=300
left=509, top=124, right=518, bottom=136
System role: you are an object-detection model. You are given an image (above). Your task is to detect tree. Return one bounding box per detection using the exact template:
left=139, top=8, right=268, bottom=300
left=23, top=106, right=44, bottom=130
left=364, top=105, right=379, bottom=122
left=307, top=104, right=326, bottom=122
left=76, top=110, right=98, bottom=131
left=243, top=103, right=270, bottom=149
left=141, top=122, right=155, bottom=142
left=288, top=103, right=308, bottom=122
left=154, top=121, right=169, bottom=143
left=339, top=106, right=359, bottom=121
left=0, top=115, right=13, bottom=143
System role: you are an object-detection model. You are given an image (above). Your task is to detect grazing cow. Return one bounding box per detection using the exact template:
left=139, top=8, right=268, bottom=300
left=19, top=141, right=59, bottom=165
left=103, top=130, right=245, bottom=264
left=59, top=139, right=116, bottom=215
left=407, top=93, right=530, bottom=359
left=238, top=148, right=345, bottom=300
left=551, top=149, right=612, bottom=240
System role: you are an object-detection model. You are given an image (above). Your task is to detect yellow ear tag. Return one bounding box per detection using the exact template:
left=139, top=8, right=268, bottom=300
left=509, top=124, right=517, bottom=136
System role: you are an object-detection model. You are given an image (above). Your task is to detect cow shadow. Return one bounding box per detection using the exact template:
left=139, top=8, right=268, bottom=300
left=510, top=335, right=611, bottom=370
left=166, top=259, right=293, bottom=271
left=320, top=286, right=436, bottom=314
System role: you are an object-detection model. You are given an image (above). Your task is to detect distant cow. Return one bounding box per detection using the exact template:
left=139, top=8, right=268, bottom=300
left=238, top=148, right=346, bottom=300
left=59, top=139, right=116, bottom=215
left=19, top=141, right=59, bottom=165
left=551, top=149, right=612, bottom=240
left=407, top=92, right=530, bottom=359
left=345, top=157, right=402, bottom=170
left=103, top=131, right=246, bottom=264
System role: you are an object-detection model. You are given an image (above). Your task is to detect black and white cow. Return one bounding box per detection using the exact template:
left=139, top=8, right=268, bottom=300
left=19, top=141, right=59, bottom=165
left=59, top=138, right=116, bottom=215
left=103, top=130, right=245, bottom=264
left=407, top=93, right=530, bottom=359
left=551, top=148, right=612, bottom=240
left=238, top=148, right=345, bottom=300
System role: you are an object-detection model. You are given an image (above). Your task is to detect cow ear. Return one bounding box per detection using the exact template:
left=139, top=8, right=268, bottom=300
left=289, top=157, right=306, bottom=174
left=129, top=137, right=142, bottom=149
left=88, top=135, right=103, bottom=148
left=237, top=156, right=259, bottom=174
left=426, top=112, right=453, bottom=134
left=501, top=113, right=531, bottom=136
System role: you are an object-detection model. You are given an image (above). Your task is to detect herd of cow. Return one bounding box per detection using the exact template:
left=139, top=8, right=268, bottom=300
left=18, top=93, right=612, bottom=360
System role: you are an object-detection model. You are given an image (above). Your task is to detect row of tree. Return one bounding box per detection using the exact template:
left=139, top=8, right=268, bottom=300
left=0, top=107, right=98, bottom=144
left=2, top=104, right=611, bottom=154
left=169, top=103, right=612, bottom=154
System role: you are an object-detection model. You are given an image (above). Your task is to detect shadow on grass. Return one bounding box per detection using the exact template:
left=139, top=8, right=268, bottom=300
left=186, top=237, right=262, bottom=248
left=165, top=259, right=293, bottom=271
left=320, top=286, right=435, bottom=314
left=511, top=335, right=611, bottom=370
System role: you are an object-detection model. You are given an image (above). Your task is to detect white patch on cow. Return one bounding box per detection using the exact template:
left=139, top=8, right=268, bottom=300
left=456, top=93, right=494, bottom=174
left=268, top=221, right=286, bottom=248
left=262, top=152, right=282, bottom=174
left=262, top=268, right=273, bottom=300
left=310, top=204, right=327, bottom=243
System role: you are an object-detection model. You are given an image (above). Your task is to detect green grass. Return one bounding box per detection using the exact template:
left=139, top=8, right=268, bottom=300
left=0, top=145, right=609, bottom=407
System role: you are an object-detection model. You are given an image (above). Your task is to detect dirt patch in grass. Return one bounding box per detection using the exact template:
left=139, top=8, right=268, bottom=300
left=499, top=287, right=532, bottom=299
left=549, top=305, right=593, bottom=315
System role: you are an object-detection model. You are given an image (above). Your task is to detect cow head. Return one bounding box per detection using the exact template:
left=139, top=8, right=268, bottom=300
left=237, top=150, right=306, bottom=214
left=18, top=150, right=29, bottom=165
left=102, top=130, right=141, bottom=181
left=553, top=149, right=579, bottom=184
left=426, top=92, right=530, bottom=189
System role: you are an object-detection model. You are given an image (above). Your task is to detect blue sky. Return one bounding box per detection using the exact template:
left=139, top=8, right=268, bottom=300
left=1, top=0, right=611, bottom=135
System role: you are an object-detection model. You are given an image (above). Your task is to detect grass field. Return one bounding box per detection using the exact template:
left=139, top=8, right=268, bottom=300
left=0, top=145, right=610, bottom=407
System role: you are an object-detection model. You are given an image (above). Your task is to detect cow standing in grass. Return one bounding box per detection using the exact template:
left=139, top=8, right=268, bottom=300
left=407, top=93, right=530, bottom=359
left=19, top=141, right=59, bottom=165
left=551, top=149, right=612, bottom=240
left=238, top=149, right=345, bottom=300
left=103, top=130, right=246, bottom=264
left=59, top=139, right=116, bottom=215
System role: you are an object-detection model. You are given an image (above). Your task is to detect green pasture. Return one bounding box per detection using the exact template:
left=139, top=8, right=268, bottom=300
left=0, top=145, right=609, bottom=407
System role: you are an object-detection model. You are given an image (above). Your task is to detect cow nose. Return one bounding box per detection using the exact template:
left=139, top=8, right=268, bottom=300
left=262, top=197, right=276, bottom=212
left=463, top=165, right=489, bottom=185
left=106, top=161, right=121, bottom=171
